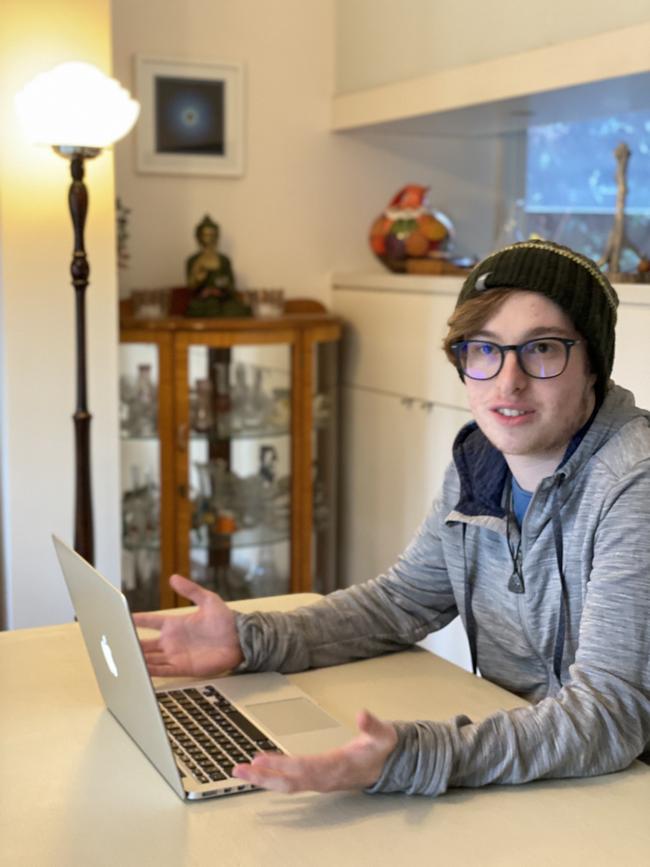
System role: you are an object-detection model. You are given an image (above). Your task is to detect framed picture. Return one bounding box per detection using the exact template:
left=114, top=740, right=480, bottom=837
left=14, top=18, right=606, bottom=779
left=135, top=56, right=245, bottom=177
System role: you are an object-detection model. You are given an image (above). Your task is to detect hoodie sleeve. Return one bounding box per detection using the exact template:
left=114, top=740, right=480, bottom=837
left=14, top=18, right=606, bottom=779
left=235, top=490, right=458, bottom=673
left=369, top=463, right=650, bottom=796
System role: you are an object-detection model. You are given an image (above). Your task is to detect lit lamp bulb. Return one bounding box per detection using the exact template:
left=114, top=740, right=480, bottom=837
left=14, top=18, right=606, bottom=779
left=15, top=61, right=139, bottom=151
left=14, top=62, right=140, bottom=566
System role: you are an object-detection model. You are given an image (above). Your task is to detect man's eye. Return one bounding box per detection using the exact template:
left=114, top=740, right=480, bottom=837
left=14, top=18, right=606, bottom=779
left=478, top=343, right=496, bottom=355
left=528, top=340, right=560, bottom=355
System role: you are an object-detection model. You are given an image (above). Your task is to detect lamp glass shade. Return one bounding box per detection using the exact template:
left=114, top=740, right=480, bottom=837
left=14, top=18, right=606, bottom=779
left=15, top=61, right=140, bottom=149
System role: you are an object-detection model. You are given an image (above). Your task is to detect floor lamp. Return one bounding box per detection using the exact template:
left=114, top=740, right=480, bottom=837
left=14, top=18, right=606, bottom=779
left=16, top=62, right=139, bottom=564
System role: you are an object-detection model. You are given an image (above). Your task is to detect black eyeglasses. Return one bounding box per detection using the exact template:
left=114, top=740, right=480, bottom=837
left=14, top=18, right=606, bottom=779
left=451, top=337, right=581, bottom=381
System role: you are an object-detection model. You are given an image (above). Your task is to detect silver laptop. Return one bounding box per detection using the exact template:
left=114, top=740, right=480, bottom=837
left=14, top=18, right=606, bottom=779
left=53, top=536, right=351, bottom=801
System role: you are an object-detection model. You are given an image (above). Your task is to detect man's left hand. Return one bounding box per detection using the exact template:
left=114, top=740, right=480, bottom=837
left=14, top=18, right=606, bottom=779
left=232, top=709, right=397, bottom=793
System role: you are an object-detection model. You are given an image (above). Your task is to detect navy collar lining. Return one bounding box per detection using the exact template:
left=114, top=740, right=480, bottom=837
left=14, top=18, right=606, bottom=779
left=451, top=409, right=597, bottom=519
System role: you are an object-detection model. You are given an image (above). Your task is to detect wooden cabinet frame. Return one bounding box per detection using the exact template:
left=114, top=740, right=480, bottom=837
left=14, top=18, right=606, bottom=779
left=120, top=313, right=342, bottom=605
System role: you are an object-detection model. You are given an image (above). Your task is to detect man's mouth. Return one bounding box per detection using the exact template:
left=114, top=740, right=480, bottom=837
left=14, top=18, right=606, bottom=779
left=494, top=408, right=532, bottom=417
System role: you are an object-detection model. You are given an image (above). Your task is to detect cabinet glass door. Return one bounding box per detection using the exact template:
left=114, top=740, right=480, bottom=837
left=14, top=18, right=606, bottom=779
left=185, top=342, right=292, bottom=599
left=119, top=342, right=162, bottom=611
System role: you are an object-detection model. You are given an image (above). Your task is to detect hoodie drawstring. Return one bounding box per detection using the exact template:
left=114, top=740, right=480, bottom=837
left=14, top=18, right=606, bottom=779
left=462, top=523, right=479, bottom=675
left=551, top=475, right=568, bottom=684
left=462, top=474, right=568, bottom=684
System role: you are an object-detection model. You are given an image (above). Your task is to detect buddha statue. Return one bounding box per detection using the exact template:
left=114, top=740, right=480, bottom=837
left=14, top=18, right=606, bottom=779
left=185, top=215, right=250, bottom=317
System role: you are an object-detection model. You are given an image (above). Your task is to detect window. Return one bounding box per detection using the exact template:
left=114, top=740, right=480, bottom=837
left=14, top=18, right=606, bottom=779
left=505, top=110, right=650, bottom=269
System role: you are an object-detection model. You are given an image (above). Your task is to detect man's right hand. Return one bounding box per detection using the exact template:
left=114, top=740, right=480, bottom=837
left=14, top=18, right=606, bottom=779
left=132, top=574, right=244, bottom=678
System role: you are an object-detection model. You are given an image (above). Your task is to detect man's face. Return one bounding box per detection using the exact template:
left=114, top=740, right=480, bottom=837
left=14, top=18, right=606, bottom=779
left=464, top=290, right=596, bottom=468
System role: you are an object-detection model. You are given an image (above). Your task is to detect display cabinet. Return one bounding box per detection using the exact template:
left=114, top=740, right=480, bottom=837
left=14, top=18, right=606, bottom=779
left=119, top=309, right=342, bottom=611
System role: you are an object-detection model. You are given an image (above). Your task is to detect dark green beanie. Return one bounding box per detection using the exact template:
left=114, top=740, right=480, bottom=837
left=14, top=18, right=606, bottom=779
left=457, top=240, right=619, bottom=402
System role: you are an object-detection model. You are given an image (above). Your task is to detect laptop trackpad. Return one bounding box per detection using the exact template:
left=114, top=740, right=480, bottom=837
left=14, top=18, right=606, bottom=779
left=247, top=697, right=340, bottom=735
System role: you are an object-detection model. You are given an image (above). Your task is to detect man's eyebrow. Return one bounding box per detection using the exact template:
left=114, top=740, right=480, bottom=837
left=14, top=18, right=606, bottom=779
left=472, top=325, right=576, bottom=340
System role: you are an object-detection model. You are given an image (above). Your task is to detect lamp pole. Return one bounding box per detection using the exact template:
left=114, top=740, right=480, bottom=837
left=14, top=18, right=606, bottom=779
left=16, top=63, right=140, bottom=566
left=57, top=145, right=100, bottom=565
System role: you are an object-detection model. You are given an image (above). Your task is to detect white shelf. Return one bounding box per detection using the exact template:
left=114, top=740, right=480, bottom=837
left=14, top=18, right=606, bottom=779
left=332, top=271, right=650, bottom=308
left=331, top=23, right=650, bottom=137
left=332, top=271, right=463, bottom=297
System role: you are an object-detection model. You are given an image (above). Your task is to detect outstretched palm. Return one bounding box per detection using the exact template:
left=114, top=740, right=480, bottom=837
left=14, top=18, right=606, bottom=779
left=233, top=709, right=397, bottom=793
left=133, top=574, right=243, bottom=677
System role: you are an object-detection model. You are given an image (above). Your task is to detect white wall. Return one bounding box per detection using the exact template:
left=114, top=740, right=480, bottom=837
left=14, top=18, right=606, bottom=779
left=0, top=0, right=122, bottom=628
left=111, top=0, right=499, bottom=298
left=335, top=0, right=650, bottom=92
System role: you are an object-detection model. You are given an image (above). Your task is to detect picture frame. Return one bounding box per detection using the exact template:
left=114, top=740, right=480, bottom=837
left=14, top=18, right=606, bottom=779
left=135, top=56, right=245, bottom=177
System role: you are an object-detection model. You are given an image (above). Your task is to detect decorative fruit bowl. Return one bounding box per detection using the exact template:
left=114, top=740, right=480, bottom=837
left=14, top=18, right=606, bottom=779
left=369, top=185, right=457, bottom=274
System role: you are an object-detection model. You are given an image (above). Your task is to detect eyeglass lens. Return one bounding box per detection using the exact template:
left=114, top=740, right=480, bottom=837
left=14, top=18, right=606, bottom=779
left=460, top=339, right=570, bottom=380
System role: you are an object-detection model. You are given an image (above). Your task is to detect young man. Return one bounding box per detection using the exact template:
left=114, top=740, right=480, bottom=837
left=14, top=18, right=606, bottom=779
left=135, top=240, right=650, bottom=796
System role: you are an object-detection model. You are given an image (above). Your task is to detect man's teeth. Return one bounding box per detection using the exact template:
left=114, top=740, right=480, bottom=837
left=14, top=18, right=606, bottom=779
left=497, top=408, right=528, bottom=417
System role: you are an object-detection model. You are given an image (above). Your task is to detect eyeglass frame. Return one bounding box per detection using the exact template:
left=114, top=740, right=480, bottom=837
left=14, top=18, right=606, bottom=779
left=450, top=336, right=582, bottom=381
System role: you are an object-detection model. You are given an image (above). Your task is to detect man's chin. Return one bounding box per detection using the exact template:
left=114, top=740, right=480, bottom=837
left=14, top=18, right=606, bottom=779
left=478, top=424, right=541, bottom=458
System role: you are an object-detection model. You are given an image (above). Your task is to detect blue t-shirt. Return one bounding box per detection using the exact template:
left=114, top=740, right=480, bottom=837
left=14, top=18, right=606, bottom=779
left=511, top=476, right=533, bottom=526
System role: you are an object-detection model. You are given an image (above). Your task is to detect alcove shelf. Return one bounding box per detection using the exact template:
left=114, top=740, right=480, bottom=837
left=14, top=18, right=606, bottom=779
left=331, top=22, right=650, bottom=138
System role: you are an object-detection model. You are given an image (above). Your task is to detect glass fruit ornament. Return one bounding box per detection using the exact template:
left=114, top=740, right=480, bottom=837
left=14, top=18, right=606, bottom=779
left=369, top=185, right=454, bottom=272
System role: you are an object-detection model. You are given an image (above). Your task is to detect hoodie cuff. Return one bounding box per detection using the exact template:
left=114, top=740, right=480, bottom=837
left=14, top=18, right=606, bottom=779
left=233, top=612, right=257, bottom=672
left=365, top=716, right=471, bottom=797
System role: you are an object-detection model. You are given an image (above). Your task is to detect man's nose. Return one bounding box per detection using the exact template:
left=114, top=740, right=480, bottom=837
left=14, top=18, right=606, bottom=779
left=496, top=349, right=527, bottom=393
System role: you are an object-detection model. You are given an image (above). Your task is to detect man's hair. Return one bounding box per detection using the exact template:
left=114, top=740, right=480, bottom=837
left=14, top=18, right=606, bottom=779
left=442, top=288, right=511, bottom=366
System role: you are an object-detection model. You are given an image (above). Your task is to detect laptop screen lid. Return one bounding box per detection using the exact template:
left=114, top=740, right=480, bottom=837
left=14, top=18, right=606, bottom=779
left=52, top=535, right=185, bottom=799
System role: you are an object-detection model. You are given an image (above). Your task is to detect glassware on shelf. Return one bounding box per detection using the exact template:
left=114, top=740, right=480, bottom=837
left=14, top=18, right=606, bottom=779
left=227, top=363, right=276, bottom=434
left=242, top=546, right=288, bottom=597
left=193, top=458, right=235, bottom=536
left=257, top=445, right=289, bottom=533
left=243, top=367, right=265, bottom=429
left=230, top=363, right=249, bottom=433
left=213, top=360, right=232, bottom=438
left=131, top=288, right=170, bottom=319
left=234, top=473, right=265, bottom=529
left=191, top=453, right=290, bottom=545
left=187, top=358, right=292, bottom=439
left=312, top=392, right=331, bottom=428
left=121, top=363, right=158, bottom=437
left=119, top=374, right=134, bottom=436
left=239, top=288, right=285, bottom=318
left=122, top=468, right=160, bottom=548
left=268, top=387, right=290, bottom=431
left=135, top=364, right=157, bottom=436
left=191, top=378, right=213, bottom=433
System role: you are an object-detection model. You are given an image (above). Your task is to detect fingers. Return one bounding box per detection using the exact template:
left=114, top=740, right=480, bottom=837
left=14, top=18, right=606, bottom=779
left=145, top=662, right=179, bottom=677
left=169, top=573, right=211, bottom=606
left=138, top=644, right=180, bottom=677
left=234, top=749, right=349, bottom=794
left=138, top=637, right=163, bottom=653
left=356, top=708, right=380, bottom=733
left=356, top=709, right=398, bottom=749
left=233, top=755, right=306, bottom=794
left=132, top=611, right=167, bottom=631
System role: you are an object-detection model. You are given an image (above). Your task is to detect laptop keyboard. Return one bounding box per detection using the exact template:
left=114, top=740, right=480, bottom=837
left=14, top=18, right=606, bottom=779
left=157, top=685, right=283, bottom=785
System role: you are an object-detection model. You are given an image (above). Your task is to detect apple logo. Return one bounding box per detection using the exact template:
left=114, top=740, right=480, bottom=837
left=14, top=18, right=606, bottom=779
left=100, top=634, right=119, bottom=678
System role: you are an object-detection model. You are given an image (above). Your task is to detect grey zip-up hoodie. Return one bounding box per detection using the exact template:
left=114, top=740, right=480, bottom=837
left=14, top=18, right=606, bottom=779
left=236, top=384, right=650, bottom=796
